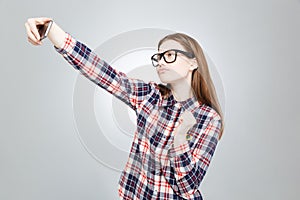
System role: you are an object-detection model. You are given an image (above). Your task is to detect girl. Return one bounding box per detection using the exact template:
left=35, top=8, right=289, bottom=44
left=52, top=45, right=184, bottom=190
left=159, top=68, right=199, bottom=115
left=25, top=17, right=224, bottom=200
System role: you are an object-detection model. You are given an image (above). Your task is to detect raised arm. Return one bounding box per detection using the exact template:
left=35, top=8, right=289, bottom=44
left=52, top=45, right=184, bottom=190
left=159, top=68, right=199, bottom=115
left=25, top=17, right=157, bottom=110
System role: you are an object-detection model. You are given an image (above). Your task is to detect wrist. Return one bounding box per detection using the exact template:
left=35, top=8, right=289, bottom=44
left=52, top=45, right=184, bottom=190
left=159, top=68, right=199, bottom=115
left=47, top=21, right=67, bottom=49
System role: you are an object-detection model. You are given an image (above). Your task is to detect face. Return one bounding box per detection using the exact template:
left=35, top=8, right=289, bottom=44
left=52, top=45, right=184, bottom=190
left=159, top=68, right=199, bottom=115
left=154, top=40, right=196, bottom=84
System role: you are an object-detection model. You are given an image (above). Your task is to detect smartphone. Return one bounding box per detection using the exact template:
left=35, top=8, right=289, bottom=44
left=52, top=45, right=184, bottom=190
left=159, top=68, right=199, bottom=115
left=37, top=20, right=53, bottom=41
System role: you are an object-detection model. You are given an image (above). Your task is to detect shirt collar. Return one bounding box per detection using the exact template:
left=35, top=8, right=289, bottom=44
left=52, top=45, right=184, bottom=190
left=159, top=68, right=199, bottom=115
left=159, top=92, right=202, bottom=111
left=159, top=94, right=176, bottom=107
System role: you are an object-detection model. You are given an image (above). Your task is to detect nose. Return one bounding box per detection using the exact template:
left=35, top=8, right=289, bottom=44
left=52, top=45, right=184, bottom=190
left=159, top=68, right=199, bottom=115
left=157, top=57, right=165, bottom=67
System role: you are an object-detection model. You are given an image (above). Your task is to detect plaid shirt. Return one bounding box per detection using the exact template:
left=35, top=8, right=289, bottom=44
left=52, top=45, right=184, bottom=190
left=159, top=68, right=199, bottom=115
left=55, top=33, right=221, bottom=200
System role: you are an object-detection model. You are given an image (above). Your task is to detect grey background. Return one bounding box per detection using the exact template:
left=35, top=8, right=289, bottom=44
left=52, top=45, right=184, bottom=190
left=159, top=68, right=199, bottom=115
left=1, top=0, right=299, bottom=199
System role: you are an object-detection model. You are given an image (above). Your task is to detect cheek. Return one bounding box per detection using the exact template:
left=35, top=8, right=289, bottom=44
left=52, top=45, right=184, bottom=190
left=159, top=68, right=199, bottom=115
left=175, top=59, right=190, bottom=71
left=171, top=64, right=190, bottom=77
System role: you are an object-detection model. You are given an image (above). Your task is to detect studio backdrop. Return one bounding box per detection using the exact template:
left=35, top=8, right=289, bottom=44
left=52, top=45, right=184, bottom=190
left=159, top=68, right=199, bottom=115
left=0, top=0, right=299, bottom=199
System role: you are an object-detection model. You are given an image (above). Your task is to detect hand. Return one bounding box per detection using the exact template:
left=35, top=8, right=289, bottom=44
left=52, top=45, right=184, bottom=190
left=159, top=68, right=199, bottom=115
left=178, top=110, right=196, bottom=131
left=24, top=17, right=53, bottom=46
left=173, top=110, right=196, bottom=147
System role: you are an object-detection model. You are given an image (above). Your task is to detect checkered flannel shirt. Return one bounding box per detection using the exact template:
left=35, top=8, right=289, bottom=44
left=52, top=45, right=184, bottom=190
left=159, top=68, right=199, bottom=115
left=55, top=33, right=221, bottom=200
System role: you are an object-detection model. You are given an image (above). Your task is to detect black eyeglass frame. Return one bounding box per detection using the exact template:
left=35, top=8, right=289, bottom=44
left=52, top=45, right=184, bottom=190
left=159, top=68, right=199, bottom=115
left=151, top=49, right=195, bottom=67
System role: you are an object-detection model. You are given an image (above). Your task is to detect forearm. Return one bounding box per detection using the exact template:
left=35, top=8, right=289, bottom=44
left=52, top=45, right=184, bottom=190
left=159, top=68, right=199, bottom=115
left=47, top=21, right=67, bottom=49
left=54, top=33, right=153, bottom=110
left=166, top=118, right=221, bottom=196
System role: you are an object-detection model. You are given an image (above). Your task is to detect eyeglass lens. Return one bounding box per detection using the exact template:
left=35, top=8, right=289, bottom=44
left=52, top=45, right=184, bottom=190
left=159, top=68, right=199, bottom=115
left=151, top=50, right=177, bottom=67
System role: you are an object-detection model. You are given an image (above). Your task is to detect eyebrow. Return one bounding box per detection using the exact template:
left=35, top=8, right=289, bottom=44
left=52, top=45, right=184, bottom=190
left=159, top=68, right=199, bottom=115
left=158, top=48, right=185, bottom=52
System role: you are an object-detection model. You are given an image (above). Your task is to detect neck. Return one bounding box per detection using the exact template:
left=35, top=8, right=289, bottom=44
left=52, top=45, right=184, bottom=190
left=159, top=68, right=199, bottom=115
left=170, top=74, right=194, bottom=102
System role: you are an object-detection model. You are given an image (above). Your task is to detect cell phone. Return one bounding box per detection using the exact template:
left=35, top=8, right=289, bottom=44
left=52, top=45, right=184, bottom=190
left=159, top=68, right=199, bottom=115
left=37, top=20, right=53, bottom=41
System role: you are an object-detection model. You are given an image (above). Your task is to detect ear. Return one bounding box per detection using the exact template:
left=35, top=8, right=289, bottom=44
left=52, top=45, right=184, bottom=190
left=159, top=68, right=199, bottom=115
left=189, top=66, right=196, bottom=71
left=189, top=59, right=198, bottom=70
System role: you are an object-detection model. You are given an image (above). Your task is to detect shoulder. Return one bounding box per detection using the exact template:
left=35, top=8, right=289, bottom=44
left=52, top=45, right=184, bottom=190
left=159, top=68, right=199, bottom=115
left=133, top=81, right=166, bottom=106
left=194, top=103, right=221, bottom=124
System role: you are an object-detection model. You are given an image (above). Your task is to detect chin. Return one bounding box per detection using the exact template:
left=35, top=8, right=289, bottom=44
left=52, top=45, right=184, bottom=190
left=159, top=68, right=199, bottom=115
left=158, top=78, right=172, bottom=84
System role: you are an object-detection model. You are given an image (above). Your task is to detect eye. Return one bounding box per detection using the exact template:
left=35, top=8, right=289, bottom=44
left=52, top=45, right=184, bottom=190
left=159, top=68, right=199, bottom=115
left=165, top=51, right=175, bottom=57
left=151, top=54, right=160, bottom=62
left=166, top=53, right=172, bottom=57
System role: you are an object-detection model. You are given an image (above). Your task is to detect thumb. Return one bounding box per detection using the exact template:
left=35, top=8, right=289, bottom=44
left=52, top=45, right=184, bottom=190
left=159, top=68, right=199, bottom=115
left=179, top=118, right=183, bottom=124
left=35, top=17, right=53, bottom=25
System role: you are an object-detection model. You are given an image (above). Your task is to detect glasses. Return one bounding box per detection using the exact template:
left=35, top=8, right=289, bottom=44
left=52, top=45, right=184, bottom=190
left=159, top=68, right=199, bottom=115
left=151, top=49, right=195, bottom=67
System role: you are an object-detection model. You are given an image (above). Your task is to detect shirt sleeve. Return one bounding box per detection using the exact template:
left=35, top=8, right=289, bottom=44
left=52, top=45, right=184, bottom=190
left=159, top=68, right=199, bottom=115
left=54, top=33, right=154, bottom=110
left=167, top=112, right=221, bottom=198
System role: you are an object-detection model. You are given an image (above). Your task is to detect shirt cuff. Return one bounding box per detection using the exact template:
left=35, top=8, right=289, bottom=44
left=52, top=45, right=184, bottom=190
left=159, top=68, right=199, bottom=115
left=168, top=141, right=191, bottom=165
left=168, top=141, right=193, bottom=177
left=54, top=32, right=76, bottom=55
left=169, top=141, right=190, bottom=158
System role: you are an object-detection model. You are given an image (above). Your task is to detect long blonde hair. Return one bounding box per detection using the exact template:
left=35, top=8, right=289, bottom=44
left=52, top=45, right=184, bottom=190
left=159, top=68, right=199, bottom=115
left=157, top=33, right=224, bottom=139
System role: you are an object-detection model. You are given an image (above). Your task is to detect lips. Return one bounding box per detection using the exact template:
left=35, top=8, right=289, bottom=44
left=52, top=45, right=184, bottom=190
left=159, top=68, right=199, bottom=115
left=158, top=68, right=169, bottom=74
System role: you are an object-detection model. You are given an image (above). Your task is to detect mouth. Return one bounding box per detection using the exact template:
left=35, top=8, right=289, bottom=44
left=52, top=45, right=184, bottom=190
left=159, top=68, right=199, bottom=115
left=158, top=68, right=169, bottom=74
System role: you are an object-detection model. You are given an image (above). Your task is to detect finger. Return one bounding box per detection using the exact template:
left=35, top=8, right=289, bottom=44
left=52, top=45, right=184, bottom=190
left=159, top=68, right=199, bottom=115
left=25, top=23, right=40, bottom=43
left=26, top=19, right=41, bottom=41
left=181, top=111, right=196, bottom=124
left=27, top=37, right=37, bottom=45
left=181, top=111, right=191, bottom=120
left=28, top=36, right=41, bottom=46
left=183, top=111, right=195, bottom=120
left=35, top=17, right=53, bottom=25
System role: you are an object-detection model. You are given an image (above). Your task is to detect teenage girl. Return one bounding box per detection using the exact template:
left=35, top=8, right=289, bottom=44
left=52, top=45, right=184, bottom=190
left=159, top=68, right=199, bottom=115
left=25, top=17, right=224, bottom=200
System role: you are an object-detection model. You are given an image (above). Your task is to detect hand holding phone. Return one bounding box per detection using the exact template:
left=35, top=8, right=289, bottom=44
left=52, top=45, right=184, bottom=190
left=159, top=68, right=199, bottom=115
left=37, top=20, right=53, bottom=41
left=25, top=17, right=65, bottom=47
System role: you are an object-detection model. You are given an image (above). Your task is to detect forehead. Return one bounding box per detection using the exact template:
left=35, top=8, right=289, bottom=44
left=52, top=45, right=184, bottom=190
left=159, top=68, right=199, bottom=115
left=158, top=40, right=185, bottom=52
